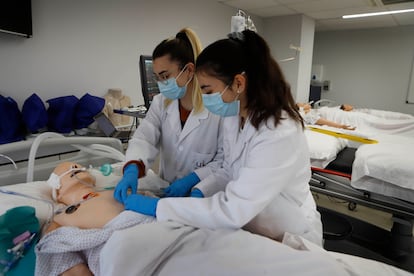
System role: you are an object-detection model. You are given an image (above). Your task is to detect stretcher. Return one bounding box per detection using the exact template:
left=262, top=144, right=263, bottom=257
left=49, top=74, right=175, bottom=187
left=308, top=133, right=414, bottom=259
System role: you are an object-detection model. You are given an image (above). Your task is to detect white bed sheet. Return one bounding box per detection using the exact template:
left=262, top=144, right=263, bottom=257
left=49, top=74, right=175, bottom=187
left=100, top=222, right=412, bottom=276
left=317, top=107, right=414, bottom=137
left=352, top=134, right=414, bottom=203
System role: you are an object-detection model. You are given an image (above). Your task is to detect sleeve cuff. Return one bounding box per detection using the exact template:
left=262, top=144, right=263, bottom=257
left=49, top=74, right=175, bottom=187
left=123, top=160, right=146, bottom=178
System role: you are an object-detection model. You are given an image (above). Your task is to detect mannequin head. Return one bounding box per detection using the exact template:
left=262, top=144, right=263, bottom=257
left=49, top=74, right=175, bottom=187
left=47, top=162, right=96, bottom=204
left=340, top=104, right=354, bottom=111
left=296, top=102, right=312, bottom=113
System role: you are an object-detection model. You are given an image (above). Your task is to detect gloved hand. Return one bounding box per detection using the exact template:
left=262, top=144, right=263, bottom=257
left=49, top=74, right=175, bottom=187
left=164, top=172, right=200, bottom=197
left=113, top=164, right=139, bottom=204
left=124, top=194, right=159, bottom=217
left=190, top=188, right=204, bottom=198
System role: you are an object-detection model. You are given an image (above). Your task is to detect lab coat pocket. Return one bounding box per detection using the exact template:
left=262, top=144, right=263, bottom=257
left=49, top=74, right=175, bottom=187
left=191, top=152, right=215, bottom=170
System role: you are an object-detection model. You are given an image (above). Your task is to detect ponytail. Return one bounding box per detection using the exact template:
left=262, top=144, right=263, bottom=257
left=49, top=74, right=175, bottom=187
left=178, top=28, right=203, bottom=113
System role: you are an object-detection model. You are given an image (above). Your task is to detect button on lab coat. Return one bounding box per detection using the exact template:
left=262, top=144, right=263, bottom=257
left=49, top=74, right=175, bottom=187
left=125, top=94, right=224, bottom=194
left=157, top=114, right=323, bottom=246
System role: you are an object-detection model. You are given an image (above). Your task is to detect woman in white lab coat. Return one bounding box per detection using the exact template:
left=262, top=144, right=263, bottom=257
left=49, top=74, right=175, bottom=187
left=124, top=30, right=323, bottom=246
left=114, top=28, right=224, bottom=203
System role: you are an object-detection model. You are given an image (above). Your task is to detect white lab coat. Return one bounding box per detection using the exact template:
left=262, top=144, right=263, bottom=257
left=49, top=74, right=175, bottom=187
left=125, top=94, right=224, bottom=195
left=157, top=113, right=323, bottom=246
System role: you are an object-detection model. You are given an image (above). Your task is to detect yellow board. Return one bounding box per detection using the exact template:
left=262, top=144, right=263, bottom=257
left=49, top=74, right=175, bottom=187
left=307, top=126, right=378, bottom=144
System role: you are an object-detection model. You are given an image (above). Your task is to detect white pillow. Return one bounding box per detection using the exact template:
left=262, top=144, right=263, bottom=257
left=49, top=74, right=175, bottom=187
left=304, top=129, right=347, bottom=168
left=0, top=181, right=56, bottom=227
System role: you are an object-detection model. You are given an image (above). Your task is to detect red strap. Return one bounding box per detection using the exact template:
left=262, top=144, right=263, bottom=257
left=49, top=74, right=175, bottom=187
left=311, top=167, right=352, bottom=180
left=123, top=160, right=146, bottom=178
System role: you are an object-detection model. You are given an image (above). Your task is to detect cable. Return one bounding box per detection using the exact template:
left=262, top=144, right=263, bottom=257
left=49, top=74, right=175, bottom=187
left=0, top=153, right=17, bottom=169
left=0, top=188, right=55, bottom=235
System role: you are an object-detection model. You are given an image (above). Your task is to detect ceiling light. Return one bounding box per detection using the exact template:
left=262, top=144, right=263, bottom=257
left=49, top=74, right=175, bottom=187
left=343, top=8, right=414, bottom=19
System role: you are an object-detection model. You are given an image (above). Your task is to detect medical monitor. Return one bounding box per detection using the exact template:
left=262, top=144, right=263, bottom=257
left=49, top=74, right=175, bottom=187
left=0, top=0, right=32, bottom=37
left=139, top=55, right=160, bottom=109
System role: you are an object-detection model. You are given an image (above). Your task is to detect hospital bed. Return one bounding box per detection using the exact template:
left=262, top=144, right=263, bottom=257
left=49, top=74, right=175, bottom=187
left=0, top=132, right=125, bottom=186
left=305, top=126, right=414, bottom=262
left=0, top=134, right=412, bottom=275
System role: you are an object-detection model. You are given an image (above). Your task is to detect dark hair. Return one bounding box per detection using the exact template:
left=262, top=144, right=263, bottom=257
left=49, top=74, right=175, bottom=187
left=196, top=30, right=303, bottom=129
left=152, top=30, right=194, bottom=69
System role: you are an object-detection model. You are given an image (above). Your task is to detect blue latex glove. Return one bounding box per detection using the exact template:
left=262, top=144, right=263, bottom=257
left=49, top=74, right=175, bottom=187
left=190, top=188, right=204, bottom=198
left=124, top=194, right=159, bottom=217
left=164, top=172, right=200, bottom=197
left=113, top=164, right=139, bottom=204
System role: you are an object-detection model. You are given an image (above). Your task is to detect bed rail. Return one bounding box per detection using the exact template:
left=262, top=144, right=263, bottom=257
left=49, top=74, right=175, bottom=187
left=0, top=132, right=125, bottom=186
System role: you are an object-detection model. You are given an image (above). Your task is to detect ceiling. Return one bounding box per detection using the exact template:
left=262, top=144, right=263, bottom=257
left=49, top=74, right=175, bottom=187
left=219, top=0, right=414, bottom=31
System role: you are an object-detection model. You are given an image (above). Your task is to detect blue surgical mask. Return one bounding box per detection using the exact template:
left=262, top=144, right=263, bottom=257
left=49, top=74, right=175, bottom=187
left=202, top=86, right=240, bottom=117
left=157, top=66, right=190, bottom=100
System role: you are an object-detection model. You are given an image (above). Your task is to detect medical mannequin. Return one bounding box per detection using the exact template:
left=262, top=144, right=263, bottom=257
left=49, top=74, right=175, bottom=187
left=44, top=162, right=124, bottom=233
left=114, top=28, right=224, bottom=204
left=297, top=102, right=356, bottom=130
left=36, top=163, right=354, bottom=276
left=315, top=104, right=414, bottom=137
left=103, top=88, right=132, bottom=127
left=36, top=162, right=155, bottom=276
left=125, top=30, right=324, bottom=246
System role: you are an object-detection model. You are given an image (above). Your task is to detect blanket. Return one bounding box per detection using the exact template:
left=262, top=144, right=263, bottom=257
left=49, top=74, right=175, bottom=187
left=100, top=222, right=412, bottom=276
left=35, top=214, right=411, bottom=276
left=35, top=211, right=155, bottom=276
left=100, top=221, right=350, bottom=276
left=317, top=107, right=414, bottom=137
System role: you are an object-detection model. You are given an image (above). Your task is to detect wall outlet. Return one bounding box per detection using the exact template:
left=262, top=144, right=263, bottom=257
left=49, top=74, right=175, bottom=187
left=323, top=80, right=331, bottom=91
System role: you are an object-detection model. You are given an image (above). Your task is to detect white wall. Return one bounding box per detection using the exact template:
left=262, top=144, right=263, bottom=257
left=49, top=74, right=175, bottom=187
left=263, top=14, right=315, bottom=103
left=313, top=26, right=414, bottom=115
left=297, top=16, right=315, bottom=103
left=0, top=0, right=263, bottom=107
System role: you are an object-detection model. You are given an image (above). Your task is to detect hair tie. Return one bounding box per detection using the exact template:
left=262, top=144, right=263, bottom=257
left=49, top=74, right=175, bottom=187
left=175, top=31, right=186, bottom=40
left=228, top=32, right=245, bottom=42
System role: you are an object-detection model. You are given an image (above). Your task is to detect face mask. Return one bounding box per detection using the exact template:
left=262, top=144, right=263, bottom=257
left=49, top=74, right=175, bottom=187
left=202, top=86, right=240, bottom=117
left=157, top=65, right=191, bottom=100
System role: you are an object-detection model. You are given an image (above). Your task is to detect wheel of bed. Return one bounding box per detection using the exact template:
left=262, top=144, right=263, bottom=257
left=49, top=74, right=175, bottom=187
left=348, top=202, right=357, bottom=211
left=318, top=206, right=353, bottom=240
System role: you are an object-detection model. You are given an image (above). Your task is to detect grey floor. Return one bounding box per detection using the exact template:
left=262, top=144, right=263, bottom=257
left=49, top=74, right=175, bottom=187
left=314, top=193, right=396, bottom=231
left=314, top=193, right=414, bottom=273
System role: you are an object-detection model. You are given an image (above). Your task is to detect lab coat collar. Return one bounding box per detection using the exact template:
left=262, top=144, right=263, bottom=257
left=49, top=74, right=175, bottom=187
left=226, top=116, right=256, bottom=166
left=164, top=100, right=209, bottom=143
left=164, top=100, right=181, bottom=138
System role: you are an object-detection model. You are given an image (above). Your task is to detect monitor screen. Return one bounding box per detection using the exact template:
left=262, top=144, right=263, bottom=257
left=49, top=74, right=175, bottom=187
left=139, top=55, right=160, bottom=109
left=0, top=0, right=32, bottom=37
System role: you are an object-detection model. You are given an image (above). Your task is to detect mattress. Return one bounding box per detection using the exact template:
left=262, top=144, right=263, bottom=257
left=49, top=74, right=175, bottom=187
left=305, top=121, right=414, bottom=203
left=352, top=134, right=414, bottom=203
